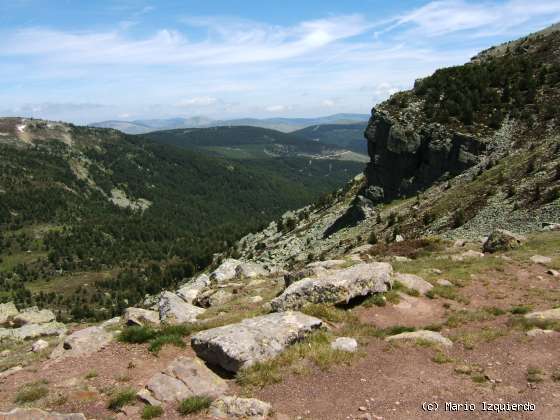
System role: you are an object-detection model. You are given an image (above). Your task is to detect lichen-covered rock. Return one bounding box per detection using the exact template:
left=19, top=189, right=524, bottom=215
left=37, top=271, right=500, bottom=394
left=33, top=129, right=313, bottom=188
left=210, top=258, right=242, bottom=283
left=13, top=307, right=55, bottom=326
left=0, top=322, right=67, bottom=341
left=209, top=396, right=271, bottom=419
left=194, top=289, right=234, bottom=308
left=235, top=262, right=268, bottom=279
left=191, top=311, right=323, bottom=373
left=386, top=330, right=453, bottom=347
left=331, top=337, right=358, bottom=352
left=50, top=326, right=113, bottom=359
left=283, top=266, right=327, bottom=288
left=122, top=307, right=160, bottom=327
left=0, top=302, right=19, bottom=325
left=176, top=274, right=210, bottom=304
left=0, top=408, right=86, bottom=419
left=271, top=262, right=393, bottom=311
left=482, top=229, right=525, bottom=253
left=158, top=291, right=205, bottom=324
left=394, top=273, right=433, bottom=295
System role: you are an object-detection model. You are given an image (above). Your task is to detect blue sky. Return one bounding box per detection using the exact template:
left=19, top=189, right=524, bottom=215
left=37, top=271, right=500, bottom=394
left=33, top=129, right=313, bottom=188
left=1, top=0, right=559, bottom=123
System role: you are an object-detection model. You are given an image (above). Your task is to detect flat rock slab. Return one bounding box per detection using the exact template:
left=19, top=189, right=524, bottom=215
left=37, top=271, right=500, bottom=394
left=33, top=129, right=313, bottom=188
left=525, top=308, right=560, bottom=321
left=209, top=396, right=271, bottom=419
left=0, top=322, right=67, bottom=341
left=386, top=330, right=453, bottom=347
left=50, top=326, right=113, bottom=359
left=144, top=356, right=228, bottom=403
left=0, top=408, right=85, bottom=419
left=191, top=311, right=323, bottom=373
left=271, top=262, right=393, bottom=311
left=394, top=273, right=433, bottom=295
left=159, top=291, right=205, bottom=325
left=123, top=307, right=160, bottom=326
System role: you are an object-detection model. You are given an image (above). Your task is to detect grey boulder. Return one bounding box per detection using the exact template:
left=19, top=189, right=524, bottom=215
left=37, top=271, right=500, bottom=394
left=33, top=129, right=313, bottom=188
left=0, top=302, right=19, bottom=325
left=122, top=307, right=160, bottom=327
left=235, top=262, right=268, bottom=279
left=191, top=311, right=323, bottom=373
left=386, top=330, right=453, bottom=347
left=210, top=259, right=242, bottom=283
left=331, top=337, right=358, bottom=352
left=159, top=291, right=205, bottom=325
left=271, top=262, right=393, bottom=311
left=176, top=274, right=210, bottom=304
left=394, top=273, right=433, bottom=295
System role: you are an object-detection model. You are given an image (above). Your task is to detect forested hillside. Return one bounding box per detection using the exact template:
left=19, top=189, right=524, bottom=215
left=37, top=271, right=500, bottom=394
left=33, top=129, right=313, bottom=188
left=0, top=119, right=362, bottom=320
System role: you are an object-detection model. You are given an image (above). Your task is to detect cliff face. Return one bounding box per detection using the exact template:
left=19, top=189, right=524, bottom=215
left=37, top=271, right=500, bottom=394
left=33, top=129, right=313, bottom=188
left=363, top=108, right=485, bottom=202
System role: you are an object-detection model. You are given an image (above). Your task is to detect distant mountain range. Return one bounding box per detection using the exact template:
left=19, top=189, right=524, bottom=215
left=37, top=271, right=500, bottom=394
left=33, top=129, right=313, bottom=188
left=89, top=113, right=370, bottom=134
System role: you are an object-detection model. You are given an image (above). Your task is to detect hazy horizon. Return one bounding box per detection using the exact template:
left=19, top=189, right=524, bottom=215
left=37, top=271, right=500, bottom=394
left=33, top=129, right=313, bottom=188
left=2, top=0, right=560, bottom=124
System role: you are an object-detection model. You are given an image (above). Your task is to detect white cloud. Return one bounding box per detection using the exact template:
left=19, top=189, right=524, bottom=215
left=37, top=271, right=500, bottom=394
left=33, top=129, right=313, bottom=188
left=265, top=105, right=289, bottom=112
left=177, top=96, right=218, bottom=107
left=321, top=99, right=336, bottom=107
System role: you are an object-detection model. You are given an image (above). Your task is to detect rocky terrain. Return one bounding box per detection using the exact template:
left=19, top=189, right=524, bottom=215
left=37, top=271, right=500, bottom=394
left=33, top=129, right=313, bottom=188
left=0, top=23, right=559, bottom=420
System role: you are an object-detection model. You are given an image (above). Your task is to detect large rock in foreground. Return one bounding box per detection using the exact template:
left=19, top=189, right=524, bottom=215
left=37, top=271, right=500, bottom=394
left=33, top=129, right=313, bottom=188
left=50, top=326, right=113, bottom=359
left=271, top=262, right=393, bottom=311
left=191, top=311, right=323, bottom=373
left=482, top=229, right=525, bottom=253
left=158, top=292, right=205, bottom=325
left=0, top=408, right=86, bottom=419
left=143, top=356, right=228, bottom=403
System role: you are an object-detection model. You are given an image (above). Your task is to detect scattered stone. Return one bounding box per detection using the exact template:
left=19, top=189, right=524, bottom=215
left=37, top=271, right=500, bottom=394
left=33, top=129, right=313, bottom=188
left=431, top=269, right=443, bottom=275
left=31, top=339, right=49, bottom=352
left=0, top=302, right=19, bottom=325
left=393, top=256, right=411, bottom=262
left=191, top=311, right=323, bottom=373
left=210, top=258, right=242, bottom=283
left=0, top=408, right=85, bottom=419
left=159, top=291, right=205, bottom=324
left=13, top=307, right=55, bottom=326
left=271, top=262, right=393, bottom=311
left=176, top=274, right=210, bottom=304
left=0, top=365, right=22, bottom=379
left=526, top=328, right=555, bottom=337
left=482, top=229, right=525, bottom=253
left=386, top=330, right=453, bottom=347
left=209, top=396, right=271, bottom=419
left=50, top=326, right=113, bottom=359
left=454, top=364, right=472, bottom=374
left=0, top=322, right=67, bottom=341
left=249, top=295, right=263, bottom=304
left=306, top=260, right=345, bottom=269
left=395, top=235, right=404, bottom=243
left=453, top=239, right=467, bottom=248
left=331, top=337, right=358, bottom=352
left=547, top=269, right=560, bottom=277
left=394, top=273, right=433, bottom=295
left=235, top=262, right=268, bottom=279
left=530, top=255, right=552, bottom=265
left=123, top=307, right=160, bottom=327
left=451, top=250, right=485, bottom=261
left=524, top=308, right=560, bottom=321
left=0, top=349, right=10, bottom=357
left=542, top=223, right=560, bottom=232
left=436, top=279, right=453, bottom=287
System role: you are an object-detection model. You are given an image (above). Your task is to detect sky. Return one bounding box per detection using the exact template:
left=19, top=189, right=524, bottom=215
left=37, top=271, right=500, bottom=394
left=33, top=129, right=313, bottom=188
left=1, top=0, right=559, bottom=124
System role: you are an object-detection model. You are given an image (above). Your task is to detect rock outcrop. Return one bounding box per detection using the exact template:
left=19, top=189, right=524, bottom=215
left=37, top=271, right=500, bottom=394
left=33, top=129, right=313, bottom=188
left=363, top=108, right=484, bottom=202
left=271, top=262, right=393, bottom=311
left=386, top=330, right=453, bottom=347
left=0, top=322, right=67, bottom=341
left=176, top=274, right=210, bottom=304
left=210, top=259, right=242, bottom=283
left=191, top=311, right=323, bottom=373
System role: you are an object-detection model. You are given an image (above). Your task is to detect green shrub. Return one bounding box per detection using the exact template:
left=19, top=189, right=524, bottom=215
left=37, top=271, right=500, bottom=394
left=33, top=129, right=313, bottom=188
left=142, top=405, right=164, bottom=419
left=148, top=335, right=185, bottom=354
left=178, top=396, right=213, bottom=415
left=118, top=326, right=157, bottom=344
left=107, top=388, right=136, bottom=411
left=510, top=305, right=532, bottom=315
left=14, top=383, right=49, bottom=404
